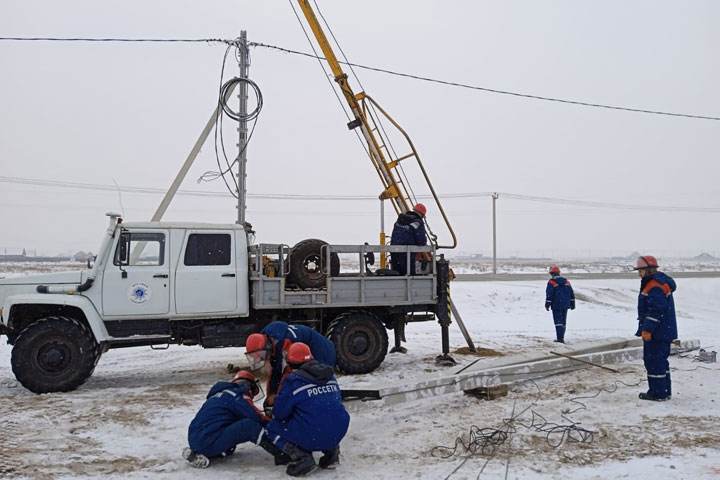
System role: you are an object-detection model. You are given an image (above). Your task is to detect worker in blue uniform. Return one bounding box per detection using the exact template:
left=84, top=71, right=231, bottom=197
left=245, top=321, right=336, bottom=398
left=545, top=265, right=575, bottom=343
left=633, top=255, right=677, bottom=401
left=390, top=203, right=428, bottom=275
left=182, top=370, right=288, bottom=468
left=265, top=342, right=351, bottom=476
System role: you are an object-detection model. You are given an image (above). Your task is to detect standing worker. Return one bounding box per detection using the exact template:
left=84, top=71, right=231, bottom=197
left=545, top=266, right=575, bottom=343
left=265, top=342, right=350, bottom=476
left=390, top=203, right=429, bottom=275
left=632, top=255, right=677, bottom=402
left=244, top=321, right=336, bottom=403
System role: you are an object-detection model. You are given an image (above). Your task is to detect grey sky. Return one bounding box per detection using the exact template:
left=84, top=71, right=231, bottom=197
left=1, top=1, right=718, bottom=259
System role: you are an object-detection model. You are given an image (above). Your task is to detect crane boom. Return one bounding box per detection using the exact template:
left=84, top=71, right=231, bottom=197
left=296, top=0, right=456, bottom=249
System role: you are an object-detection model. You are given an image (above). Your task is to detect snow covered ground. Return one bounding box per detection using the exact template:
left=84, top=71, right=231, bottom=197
left=1, top=277, right=719, bottom=479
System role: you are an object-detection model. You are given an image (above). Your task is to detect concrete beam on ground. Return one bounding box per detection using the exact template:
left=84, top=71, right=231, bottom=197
left=454, top=272, right=720, bottom=281
left=342, top=338, right=700, bottom=412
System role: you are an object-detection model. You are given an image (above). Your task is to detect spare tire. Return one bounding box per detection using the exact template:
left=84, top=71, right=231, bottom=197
left=287, top=239, right=340, bottom=289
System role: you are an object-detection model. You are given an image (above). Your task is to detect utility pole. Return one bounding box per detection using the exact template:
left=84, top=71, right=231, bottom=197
left=492, top=193, right=499, bottom=274
left=237, top=31, right=250, bottom=229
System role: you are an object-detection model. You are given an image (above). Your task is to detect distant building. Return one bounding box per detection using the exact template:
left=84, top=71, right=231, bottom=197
left=610, top=251, right=641, bottom=261
left=695, top=252, right=717, bottom=260
left=73, top=251, right=95, bottom=262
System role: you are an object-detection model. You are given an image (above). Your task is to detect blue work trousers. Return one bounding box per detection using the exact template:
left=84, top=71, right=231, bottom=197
left=552, top=309, right=568, bottom=341
left=643, top=340, right=672, bottom=399
left=190, top=418, right=263, bottom=458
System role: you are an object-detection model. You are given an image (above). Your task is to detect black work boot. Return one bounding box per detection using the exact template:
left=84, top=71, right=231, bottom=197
left=639, top=392, right=669, bottom=402
left=258, top=433, right=291, bottom=465
left=283, top=442, right=317, bottom=477
left=318, top=446, right=340, bottom=469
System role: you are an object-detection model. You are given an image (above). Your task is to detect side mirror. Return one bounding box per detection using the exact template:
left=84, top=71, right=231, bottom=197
left=86, top=255, right=96, bottom=269
left=116, top=234, right=130, bottom=266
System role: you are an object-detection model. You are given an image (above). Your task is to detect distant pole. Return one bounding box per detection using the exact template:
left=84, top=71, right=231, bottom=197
left=237, top=31, right=249, bottom=228
left=492, top=193, right=499, bottom=274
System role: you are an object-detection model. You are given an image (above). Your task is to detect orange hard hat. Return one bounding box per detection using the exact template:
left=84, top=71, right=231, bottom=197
left=549, top=266, right=560, bottom=274
left=287, top=342, right=313, bottom=365
left=634, top=255, right=658, bottom=270
left=246, top=333, right=268, bottom=353
left=233, top=370, right=260, bottom=397
left=245, top=333, right=270, bottom=370
left=413, top=203, right=427, bottom=217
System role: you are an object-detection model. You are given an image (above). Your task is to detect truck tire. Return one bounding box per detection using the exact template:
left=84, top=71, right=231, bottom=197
left=327, top=311, right=388, bottom=374
left=288, top=239, right=340, bottom=289
left=11, top=316, right=100, bottom=394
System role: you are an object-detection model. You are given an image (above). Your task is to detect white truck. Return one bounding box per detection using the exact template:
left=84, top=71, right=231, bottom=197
left=0, top=213, right=452, bottom=393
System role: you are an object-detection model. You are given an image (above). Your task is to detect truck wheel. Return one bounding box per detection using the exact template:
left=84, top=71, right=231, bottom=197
left=11, top=316, right=100, bottom=394
left=328, top=311, right=388, bottom=374
left=288, top=239, right=340, bottom=289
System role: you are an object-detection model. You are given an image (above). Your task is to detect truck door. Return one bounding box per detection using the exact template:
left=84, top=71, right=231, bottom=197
left=102, top=230, right=170, bottom=316
left=175, top=231, right=238, bottom=314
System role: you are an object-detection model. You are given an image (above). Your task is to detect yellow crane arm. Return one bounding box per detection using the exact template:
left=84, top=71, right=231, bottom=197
left=296, top=0, right=456, bottom=249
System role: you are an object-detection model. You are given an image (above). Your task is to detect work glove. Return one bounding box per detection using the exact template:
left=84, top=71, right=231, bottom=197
left=570, top=300, right=575, bottom=310
left=263, top=394, right=275, bottom=417
left=634, top=319, right=642, bottom=337
left=641, top=330, right=652, bottom=341
left=545, top=302, right=551, bottom=311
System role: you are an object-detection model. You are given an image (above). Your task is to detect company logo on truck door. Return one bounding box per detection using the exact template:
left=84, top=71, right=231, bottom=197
left=128, top=282, right=152, bottom=304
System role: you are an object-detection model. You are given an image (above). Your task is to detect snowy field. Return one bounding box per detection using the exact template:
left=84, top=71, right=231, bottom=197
left=1, top=277, right=719, bottom=479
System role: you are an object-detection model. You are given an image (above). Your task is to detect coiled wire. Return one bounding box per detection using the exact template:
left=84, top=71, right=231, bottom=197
left=220, top=77, right=263, bottom=122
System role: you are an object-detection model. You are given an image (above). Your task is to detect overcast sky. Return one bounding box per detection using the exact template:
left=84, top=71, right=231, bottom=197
left=1, top=1, right=718, bottom=259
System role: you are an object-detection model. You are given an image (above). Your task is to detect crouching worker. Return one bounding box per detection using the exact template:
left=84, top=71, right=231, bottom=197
left=182, top=370, right=289, bottom=468
left=265, top=342, right=350, bottom=477
left=245, top=321, right=336, bottom=403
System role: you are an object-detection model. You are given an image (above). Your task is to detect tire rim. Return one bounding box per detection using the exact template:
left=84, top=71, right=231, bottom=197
left=347, top=329, right=372, bottom=358
left=37, top=340, right=72, bottom=373
left=301, top=254, right=323, bottom=280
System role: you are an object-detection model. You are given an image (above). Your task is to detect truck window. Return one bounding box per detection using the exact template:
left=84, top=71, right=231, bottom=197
left=184, top=233, right=231, bottom=266
left=114, top=232, right=166, bottom=266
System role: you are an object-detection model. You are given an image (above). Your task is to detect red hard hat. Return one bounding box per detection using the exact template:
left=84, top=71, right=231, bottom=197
left=635, top=255, right=658, bottom=270
left=246, top=333, right=268, bottom=353
left=245, top=333, right=271, bottom=370
left=287, top=342, right=313, bottom=365
left=233, top=370, right=259, bottom=397
left=549, top=266, right=560, bottom=274
left=413, top=203, right=427, bottom=217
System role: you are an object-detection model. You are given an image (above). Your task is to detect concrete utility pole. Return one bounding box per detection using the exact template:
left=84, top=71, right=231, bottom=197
left=492, top=193, right=499, bottom=274
left=237, top=31, right=249, bottom=228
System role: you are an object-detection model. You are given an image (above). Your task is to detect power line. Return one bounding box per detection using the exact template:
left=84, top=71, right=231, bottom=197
left=0, top=37, right=234, bottom=44
left=248, top=42, right=720, bottom=122
left=2, top=176, right=719, bottom=213
left=3, top=36, right=717, bottom=121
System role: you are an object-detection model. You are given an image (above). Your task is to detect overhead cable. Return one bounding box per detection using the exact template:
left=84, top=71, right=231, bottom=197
left=3, top=36, right=716, bottom=121
left=248, top=42, right=720, bottom=122
left=2, top=176, right=719, bottom=213
left=0, top=36, right=233, bottom=44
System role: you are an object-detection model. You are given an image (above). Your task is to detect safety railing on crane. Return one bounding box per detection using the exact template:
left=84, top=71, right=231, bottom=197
left=295, top=0, right=457, bottom=252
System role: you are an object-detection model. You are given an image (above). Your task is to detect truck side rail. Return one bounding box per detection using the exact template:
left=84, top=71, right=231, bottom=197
left=249, top=243, right=437, bottom=309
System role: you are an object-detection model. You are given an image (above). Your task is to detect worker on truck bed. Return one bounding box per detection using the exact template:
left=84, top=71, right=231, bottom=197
left=390, top=202, right=429, bottom=275
left=245, top=321, right=336, bottom=406
left=182, top=370, right=290, bottom=469
left=265, top=342, right=350, bottom=476
left=632, top=255, right=678, bottom=402
left=545, top=265, right=575, bottom=343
